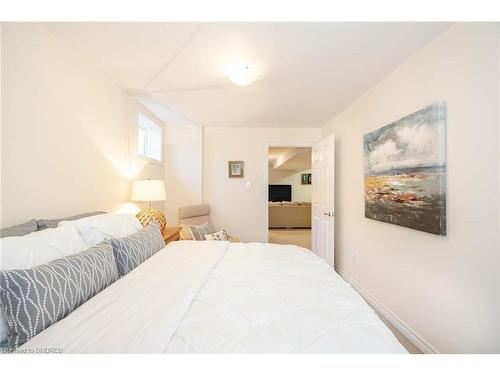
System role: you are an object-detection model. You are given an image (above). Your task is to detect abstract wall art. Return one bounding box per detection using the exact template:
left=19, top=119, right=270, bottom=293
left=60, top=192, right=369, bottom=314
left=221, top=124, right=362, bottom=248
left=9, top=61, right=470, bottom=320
left=364, top=102, right=447, bottom=235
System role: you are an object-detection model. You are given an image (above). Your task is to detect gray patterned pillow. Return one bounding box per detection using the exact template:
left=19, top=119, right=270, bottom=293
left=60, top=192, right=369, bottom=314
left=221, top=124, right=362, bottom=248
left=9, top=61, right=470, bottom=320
left=36, top=211, right=106, bottom=231
left=0, top=242, right=118, bottom=350
left=0, top=219, right=37, bottom=238
left=189, top=222, right=214, bottom=241
left=108, top=222, right=165, bottom=277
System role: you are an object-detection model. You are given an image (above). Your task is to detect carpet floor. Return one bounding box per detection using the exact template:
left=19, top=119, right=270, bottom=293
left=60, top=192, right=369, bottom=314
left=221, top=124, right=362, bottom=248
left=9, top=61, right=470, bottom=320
left=268, top=228, right=311, bottom=249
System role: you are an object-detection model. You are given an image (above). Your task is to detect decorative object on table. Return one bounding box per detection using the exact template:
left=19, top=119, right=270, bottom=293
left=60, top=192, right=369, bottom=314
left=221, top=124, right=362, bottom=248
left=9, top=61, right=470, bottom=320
left=363, top=101, right=446, bottom=236
left=131, top=179, right=167, bottom=236
left=162, top=227, right=182, bottom=244
left=301, top=173, right=312, bottom=185
left=228, top=161, right=244, bottom=178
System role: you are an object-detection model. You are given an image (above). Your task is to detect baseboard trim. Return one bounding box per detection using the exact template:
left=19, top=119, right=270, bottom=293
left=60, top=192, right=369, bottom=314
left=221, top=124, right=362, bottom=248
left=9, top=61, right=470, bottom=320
left=334, top=265, right=439, bottom=354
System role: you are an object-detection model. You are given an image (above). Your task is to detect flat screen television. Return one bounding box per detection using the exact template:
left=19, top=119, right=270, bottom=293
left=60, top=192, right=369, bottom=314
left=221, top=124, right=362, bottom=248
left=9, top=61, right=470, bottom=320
left=269, top=184, right=292, bottom=202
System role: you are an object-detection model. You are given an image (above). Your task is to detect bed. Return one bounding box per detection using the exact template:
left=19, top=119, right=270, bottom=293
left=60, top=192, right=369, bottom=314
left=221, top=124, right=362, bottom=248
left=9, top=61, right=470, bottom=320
left=17, top=240, right=406, bottom=353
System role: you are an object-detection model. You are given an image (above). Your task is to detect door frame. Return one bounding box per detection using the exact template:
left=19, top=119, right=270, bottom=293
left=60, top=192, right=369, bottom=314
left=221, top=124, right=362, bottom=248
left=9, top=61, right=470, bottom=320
left=265, top=142, right=314, bottom=243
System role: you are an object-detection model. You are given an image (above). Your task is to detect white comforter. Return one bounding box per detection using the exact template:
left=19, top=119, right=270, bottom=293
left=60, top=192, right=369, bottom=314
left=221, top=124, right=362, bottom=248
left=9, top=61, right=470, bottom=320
left=21, top=241, right=406, bottom=353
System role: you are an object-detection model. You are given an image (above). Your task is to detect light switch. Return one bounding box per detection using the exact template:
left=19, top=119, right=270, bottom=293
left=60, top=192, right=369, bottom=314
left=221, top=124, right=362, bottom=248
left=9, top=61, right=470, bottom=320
left=245, top=181, right=252, bottom=190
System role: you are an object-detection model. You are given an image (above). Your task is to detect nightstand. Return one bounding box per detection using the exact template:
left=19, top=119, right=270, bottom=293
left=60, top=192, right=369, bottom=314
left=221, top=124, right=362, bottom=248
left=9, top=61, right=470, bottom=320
left=163, top=227, right=182, bottom=245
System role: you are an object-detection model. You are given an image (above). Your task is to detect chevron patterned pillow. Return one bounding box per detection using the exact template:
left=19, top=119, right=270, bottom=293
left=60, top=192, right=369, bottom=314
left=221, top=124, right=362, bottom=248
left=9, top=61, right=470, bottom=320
left=0, top=242, right=119, bottom=351
left=108, top=222, right=165, bottom=277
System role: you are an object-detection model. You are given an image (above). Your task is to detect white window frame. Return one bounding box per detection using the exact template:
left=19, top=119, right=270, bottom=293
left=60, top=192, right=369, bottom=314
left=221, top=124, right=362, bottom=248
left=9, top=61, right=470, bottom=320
left=137, top=112, right=163, bottom=163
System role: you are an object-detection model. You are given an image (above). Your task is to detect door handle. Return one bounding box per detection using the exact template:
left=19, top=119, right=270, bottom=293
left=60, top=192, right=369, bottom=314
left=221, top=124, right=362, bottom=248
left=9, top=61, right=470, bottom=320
left=323, top=211, right=333, bottom=217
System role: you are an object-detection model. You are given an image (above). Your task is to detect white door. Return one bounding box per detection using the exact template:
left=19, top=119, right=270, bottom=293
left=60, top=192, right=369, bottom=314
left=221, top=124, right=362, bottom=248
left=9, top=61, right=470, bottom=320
left=312, top=135, right=335, bottom=267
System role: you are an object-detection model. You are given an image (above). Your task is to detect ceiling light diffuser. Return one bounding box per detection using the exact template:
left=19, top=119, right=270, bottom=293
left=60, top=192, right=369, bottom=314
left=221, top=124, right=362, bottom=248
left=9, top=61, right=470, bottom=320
left=225, top=63, right=258, bottom=86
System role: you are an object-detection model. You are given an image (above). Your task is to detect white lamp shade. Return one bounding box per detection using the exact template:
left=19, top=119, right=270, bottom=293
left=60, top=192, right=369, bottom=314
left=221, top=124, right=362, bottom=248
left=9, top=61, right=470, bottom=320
left=131, top=180, right=166, bottom=202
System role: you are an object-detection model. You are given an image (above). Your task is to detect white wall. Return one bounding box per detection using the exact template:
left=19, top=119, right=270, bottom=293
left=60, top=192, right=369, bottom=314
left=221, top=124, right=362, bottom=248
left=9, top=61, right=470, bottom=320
left=203, top=127, right=321, bottom=242
left=268, top=168, right=312, bottom=202
left=164, top=122, right=203, bottom=225
left=1, top=23, right=165, bottom=227
left=322, top=23, right=499, bottom=353
left=0, top=24, right=3, bottom=228
left=498, top=26, right=500, bottom=347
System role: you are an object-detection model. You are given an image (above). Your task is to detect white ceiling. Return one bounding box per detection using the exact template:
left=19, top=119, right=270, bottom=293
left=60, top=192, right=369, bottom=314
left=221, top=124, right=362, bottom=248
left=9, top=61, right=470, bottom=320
left=269, top=147, right=311, bottom=171
left=46, top=22, right=450, bottom=128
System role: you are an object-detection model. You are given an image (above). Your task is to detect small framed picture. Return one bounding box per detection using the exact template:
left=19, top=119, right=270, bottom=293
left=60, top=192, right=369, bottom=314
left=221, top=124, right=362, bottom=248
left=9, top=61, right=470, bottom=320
left=228, top=161, right=244, bottom=178
left=301, top=173, right=312, bottom=185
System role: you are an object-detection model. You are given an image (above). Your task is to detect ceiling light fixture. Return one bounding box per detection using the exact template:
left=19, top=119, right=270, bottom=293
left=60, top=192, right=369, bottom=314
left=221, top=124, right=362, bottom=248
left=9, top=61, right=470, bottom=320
left=225, top=62, right=258, bottom=86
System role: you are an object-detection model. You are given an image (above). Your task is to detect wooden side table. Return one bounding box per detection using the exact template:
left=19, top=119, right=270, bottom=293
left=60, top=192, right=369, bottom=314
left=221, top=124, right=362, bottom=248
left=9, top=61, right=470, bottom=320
left=163, top=227, right=182, bottom=245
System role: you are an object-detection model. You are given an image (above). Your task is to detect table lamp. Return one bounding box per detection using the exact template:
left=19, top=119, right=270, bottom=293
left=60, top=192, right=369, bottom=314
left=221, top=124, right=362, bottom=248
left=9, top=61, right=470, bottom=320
left=131, top=179, right=167, bottom=236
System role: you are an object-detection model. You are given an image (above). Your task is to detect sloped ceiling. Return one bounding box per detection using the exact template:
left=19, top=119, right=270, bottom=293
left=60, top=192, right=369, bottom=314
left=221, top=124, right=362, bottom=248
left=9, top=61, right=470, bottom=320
left=269, top=147, right=311, bottom=171
left=46, top=22, right=450, bottom=127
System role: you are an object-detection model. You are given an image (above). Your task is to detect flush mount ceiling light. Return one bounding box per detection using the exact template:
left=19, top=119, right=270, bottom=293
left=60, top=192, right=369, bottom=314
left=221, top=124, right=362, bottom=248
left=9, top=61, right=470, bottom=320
left=225, top=62, right=258, bottom=86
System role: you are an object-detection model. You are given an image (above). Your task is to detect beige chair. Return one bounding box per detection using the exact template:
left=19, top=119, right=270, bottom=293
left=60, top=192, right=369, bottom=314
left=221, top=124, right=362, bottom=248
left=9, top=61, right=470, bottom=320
left=178, top=204, right=239, bottom=242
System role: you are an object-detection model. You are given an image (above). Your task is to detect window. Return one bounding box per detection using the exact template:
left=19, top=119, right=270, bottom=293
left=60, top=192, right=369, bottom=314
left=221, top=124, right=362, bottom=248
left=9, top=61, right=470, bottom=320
left=138, top=113, right=162, bottom=162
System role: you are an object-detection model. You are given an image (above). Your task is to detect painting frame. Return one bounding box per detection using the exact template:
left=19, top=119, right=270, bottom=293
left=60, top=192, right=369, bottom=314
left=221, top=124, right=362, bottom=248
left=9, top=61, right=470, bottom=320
left=301, top=173, right=312, bottom=185
left=363, top=102, right=447, bottom=236
left=228, top=161, right=244, bottom=178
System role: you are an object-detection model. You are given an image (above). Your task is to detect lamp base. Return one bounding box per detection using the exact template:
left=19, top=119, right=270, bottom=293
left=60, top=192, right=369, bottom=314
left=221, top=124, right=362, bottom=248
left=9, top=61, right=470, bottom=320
left=136, top=207, right=167, bottom=236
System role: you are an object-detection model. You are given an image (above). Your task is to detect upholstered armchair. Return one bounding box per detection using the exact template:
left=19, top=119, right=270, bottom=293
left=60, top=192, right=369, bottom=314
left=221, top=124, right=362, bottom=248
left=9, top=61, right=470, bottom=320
left=178, top=204, right=239, bottom=242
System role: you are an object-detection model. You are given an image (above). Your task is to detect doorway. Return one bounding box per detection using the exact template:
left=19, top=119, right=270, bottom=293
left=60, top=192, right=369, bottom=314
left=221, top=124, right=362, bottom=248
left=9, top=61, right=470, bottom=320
left=267, top=146, right=312, bottom=249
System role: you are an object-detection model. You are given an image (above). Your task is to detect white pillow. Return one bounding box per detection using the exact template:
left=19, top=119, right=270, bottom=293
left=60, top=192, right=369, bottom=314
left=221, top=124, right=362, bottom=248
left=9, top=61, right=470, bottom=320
left=59, top=213, right=142, bottom=248
left=0, top=225, right=87, bottom=271
left=204, top=228, right=229, bottom=241
left=0, top=224, right=87, bottom=348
